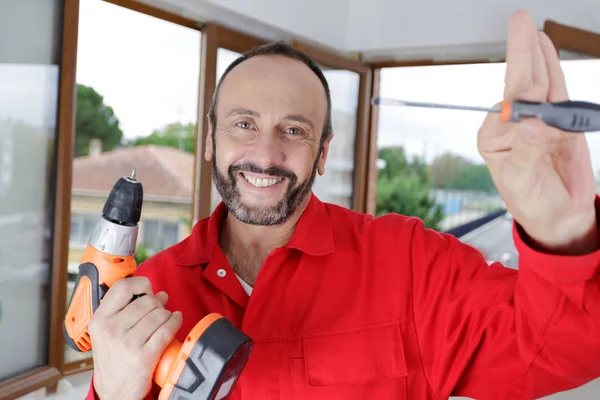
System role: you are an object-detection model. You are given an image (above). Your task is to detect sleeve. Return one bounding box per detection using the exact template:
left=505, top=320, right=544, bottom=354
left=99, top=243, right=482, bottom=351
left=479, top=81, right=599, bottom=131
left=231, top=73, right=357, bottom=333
left=409, top=202, right=600, bottom=399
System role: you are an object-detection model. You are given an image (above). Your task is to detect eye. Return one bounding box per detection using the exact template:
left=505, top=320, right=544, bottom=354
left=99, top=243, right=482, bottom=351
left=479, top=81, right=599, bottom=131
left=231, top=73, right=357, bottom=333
left=284, top=127, right=304, bottom=136
left=236, top=121, right=253, bottom=130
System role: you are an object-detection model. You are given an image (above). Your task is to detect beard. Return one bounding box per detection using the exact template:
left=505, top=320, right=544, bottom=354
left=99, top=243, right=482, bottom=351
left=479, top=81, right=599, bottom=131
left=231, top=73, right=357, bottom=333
left=212, top=151, right=320, bottom=226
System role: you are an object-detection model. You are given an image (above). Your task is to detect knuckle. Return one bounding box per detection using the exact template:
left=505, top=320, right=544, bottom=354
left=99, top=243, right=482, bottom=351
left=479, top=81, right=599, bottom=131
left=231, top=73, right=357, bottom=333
left=135, top=276, right=152, bottom=290
left=112, top=278, right=129, bottom=294
left=150, top=308, right=171, bottom=324
left=104, top=324, right=118, bottom=340
left=88, top=315, right=106, bottom=336
left=87, top=318, right=98, bottom=336
left=138, top=293, right=162, bottom=311
left=121, top=335, right=136, bottom=352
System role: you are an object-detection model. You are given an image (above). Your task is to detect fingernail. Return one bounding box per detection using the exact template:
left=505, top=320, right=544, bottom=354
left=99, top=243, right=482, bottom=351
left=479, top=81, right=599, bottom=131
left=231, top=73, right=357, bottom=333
left=173, top=311, right=182, bottom=318
left=520, top=122, right=540, bottom=143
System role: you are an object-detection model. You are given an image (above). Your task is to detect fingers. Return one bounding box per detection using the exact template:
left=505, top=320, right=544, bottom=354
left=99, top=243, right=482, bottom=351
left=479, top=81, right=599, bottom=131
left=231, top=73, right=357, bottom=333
left=538, top=31, right=569, bottom=102
left=96, top=277, right=154, bottom=318
left=143, top=311, right=183, bottom=356
left=115, top=291, right=169, bottom=331
left=126, top=307, right=175, bottom=347
left=503, top=10, right=547, bottom=102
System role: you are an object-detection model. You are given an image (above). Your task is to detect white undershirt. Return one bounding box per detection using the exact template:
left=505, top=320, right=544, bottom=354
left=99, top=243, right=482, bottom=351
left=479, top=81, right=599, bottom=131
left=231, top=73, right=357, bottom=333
left=236, top=274, right=253, bottom=296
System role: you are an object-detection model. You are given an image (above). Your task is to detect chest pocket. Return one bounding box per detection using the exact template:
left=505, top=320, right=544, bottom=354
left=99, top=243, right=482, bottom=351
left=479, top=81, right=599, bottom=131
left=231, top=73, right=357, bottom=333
left=290, top=323, right=408, bottom=399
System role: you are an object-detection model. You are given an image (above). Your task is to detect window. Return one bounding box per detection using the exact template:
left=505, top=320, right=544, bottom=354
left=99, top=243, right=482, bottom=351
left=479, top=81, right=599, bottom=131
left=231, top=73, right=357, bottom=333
left=208, top=41, right=371, bottom=214
left=64, top=0, right=201, bottom=369
left=141, top=219, right=181, bottom=253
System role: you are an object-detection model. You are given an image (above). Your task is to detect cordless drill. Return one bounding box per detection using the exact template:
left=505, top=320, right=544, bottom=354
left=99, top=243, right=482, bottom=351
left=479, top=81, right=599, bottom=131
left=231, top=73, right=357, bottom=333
left=64, top=170, right=253, bottom=400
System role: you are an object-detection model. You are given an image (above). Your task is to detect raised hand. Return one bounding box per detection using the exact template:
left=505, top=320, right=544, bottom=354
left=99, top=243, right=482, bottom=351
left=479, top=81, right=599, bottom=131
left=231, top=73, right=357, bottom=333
left=478, top=10, right=598, bottom=255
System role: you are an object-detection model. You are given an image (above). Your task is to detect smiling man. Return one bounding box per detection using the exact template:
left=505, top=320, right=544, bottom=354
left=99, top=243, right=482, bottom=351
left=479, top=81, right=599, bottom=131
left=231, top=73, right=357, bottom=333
left=87, top=10, right=600, bottom=400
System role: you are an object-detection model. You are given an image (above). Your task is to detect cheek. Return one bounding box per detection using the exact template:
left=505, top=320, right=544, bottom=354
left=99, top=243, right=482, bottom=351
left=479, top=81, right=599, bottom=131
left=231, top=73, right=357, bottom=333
left=215, top=139, right=245, bottom=171
left=285, top=147, right=317, bottom=179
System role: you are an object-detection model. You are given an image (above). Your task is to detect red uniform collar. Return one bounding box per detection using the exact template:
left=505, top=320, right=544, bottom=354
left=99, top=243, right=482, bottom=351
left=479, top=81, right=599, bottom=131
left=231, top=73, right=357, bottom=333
left=175, top=192, right=335, bottom=267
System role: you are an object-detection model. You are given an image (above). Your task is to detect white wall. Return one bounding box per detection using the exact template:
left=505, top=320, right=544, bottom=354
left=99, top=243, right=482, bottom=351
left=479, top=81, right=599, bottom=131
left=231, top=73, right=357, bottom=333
left=346, top=0, right=600, bottom=61
left=147, top=0, right=600, bottom=61
left=202, top=0, right=350, bottom=50
left=140, top=0, right=350, bottom=51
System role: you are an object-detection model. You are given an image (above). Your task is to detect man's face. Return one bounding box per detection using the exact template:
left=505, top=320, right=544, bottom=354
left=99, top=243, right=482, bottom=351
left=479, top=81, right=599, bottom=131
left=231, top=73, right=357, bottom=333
left=205, top=55, right=332, bottom=226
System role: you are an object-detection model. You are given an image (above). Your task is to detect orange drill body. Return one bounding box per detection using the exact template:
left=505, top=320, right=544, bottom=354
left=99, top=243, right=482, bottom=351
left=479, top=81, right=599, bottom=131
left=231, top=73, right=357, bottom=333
left=63, top=170, right=253, bottom=400
left=64, top=244, right=136, bottom=351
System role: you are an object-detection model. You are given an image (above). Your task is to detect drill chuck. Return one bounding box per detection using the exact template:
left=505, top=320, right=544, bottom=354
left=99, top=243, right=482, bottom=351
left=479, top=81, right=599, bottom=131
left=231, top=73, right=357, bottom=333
left=102, top=169, right=143, bottom=225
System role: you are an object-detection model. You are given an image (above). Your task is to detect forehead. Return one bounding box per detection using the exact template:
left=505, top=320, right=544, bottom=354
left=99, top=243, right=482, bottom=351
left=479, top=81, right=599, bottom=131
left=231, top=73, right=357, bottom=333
left=217, top=55, right=327, bottom=124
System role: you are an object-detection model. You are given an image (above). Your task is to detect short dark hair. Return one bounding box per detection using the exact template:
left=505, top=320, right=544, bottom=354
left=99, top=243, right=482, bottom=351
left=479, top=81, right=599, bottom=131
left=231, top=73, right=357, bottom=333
left=208, top=41, right=333, bottom=145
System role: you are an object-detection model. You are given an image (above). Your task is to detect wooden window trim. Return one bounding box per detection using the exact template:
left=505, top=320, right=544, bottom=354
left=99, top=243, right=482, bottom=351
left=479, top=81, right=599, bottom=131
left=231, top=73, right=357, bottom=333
left=196, top=33, right=375, bottom=217
left=368, top=58, right=497, bottom=69
left=103, top=0, right=202, bottom=30
left=0, top=367, right=63, bottom=400
left=63, top=358, right=94, bottom=377
left=365, top=68, right=381, bottom=216
left=544, top=20, right=600, bottom=58
left=192, top=24, right=267, bottom=222
left=0, top=0, right=79, bottom=398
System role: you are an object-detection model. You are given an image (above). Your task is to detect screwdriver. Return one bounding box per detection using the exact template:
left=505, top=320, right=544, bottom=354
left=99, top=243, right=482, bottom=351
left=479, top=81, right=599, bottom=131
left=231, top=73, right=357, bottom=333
left=372, top=98, right=600, bottom=133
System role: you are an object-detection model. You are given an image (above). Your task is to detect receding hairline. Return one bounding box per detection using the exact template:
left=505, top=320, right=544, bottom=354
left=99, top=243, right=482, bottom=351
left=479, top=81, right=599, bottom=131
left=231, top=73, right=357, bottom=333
left=216, top=54, right=328, bottom=121
left=208, top=41, right=333, bottom=144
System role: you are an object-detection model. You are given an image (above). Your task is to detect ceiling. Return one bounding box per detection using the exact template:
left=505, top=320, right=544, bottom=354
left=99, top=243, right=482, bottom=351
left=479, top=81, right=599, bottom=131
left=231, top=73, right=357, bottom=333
left=138, top=0, right=600, bottom=62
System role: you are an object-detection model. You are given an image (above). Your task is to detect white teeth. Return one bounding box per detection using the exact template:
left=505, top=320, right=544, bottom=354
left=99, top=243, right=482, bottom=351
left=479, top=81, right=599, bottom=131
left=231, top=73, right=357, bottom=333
left=243, top=174, right=282, bottom=188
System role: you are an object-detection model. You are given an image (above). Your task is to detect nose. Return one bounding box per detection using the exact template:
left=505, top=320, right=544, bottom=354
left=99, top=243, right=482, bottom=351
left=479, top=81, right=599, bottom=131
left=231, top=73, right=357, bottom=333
left=248, top=131, right=285, bottom=169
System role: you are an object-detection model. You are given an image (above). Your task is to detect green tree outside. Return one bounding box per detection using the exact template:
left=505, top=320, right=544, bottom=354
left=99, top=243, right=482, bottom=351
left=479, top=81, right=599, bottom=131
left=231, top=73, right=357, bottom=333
left=375, top=146, right=444, bottom=230
left=428, top=152, right=496, bottom=193
left=75, top=84, right=123, bottom=157
left=129, top=122, right=196, bottom=153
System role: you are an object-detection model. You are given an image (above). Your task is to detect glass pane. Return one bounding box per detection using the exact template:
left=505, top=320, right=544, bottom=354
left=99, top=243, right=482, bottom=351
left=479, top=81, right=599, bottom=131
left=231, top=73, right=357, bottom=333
left=312, top=67, right=359, bottom=209
left=65, top=0, right=201, bottom=365
left=210, top=50, right=360, bottom=211
left=0, top=0, right=62, bottom=382
left=376, top=58, right=600, bottom=270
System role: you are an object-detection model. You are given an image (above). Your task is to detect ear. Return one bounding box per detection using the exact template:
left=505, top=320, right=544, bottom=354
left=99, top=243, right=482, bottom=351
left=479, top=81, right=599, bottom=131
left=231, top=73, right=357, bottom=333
left=204, top=115, right=214, bottom=162
left=317, top=133, right=334, bottom=176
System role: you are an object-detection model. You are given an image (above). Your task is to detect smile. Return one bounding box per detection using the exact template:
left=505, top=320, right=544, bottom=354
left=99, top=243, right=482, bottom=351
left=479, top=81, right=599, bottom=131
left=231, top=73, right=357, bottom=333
left=241, top=172, right=283, bottom=188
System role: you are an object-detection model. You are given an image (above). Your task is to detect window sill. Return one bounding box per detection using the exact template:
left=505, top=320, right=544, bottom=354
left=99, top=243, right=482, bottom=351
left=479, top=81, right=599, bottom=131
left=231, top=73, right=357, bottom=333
left=0, top=366, right=62, bottom=400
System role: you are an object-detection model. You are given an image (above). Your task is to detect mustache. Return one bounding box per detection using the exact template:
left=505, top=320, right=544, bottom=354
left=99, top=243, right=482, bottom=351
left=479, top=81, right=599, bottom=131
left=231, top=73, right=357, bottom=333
left=229, top=162, right=297, bottom=181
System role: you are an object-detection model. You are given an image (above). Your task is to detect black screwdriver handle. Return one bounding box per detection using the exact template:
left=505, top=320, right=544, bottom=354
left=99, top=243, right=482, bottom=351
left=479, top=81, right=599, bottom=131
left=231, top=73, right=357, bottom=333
left=506, top=100, right=600, bottom=132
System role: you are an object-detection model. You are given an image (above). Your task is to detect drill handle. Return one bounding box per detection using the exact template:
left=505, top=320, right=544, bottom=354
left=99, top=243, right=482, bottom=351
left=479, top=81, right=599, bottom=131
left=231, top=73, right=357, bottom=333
left=64, top=263, right=107, bottom=352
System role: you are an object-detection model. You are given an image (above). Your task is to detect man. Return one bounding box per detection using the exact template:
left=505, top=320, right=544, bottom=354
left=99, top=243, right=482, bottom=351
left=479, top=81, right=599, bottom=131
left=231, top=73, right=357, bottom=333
left=86, top=10, right=600, bottom=400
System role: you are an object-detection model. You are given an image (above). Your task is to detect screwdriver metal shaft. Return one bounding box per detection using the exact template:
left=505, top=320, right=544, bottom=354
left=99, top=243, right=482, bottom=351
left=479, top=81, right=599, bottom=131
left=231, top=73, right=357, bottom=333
left=372, top=97, right=600, bottom=133
left=372, top=98, right=499, bottom=113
